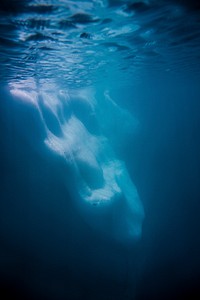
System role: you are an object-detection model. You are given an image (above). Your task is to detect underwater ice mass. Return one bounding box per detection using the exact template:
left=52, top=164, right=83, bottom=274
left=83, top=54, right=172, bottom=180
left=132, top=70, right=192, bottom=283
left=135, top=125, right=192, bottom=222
left=10, top=85, right=144, bottom=241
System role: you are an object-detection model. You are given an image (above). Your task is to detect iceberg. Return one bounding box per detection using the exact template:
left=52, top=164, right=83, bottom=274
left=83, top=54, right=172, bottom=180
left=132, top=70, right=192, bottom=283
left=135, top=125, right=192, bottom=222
left=10, top=85, right=144, bottom=242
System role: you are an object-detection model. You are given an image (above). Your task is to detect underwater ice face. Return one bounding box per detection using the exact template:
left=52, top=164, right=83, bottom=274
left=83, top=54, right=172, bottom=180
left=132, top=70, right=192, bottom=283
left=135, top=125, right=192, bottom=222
left=10, top=86, right=144, bottom=242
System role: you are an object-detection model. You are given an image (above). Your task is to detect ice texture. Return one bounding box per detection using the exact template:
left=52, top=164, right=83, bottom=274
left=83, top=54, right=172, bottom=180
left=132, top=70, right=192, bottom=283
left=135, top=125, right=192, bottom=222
left=10, top=86, right=144, bottom=242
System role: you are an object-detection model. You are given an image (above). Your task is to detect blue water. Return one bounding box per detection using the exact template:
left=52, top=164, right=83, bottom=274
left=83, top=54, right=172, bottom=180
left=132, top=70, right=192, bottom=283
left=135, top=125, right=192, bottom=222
left=0, top=1, right=200, bottom=299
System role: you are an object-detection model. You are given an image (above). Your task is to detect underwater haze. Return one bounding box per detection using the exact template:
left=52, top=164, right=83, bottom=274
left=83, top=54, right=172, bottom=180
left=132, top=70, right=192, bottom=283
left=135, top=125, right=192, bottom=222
left=0, top=0, right=200, bottom=299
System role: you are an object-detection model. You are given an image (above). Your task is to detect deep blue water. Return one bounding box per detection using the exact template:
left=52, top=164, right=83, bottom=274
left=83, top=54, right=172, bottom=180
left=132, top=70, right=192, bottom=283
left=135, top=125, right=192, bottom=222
left=0, top=1, right=200, bottom=299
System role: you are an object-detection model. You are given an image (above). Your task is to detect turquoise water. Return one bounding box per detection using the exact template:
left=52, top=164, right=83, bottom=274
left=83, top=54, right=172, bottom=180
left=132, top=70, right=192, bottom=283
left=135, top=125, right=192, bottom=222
left=0, top=1, right=200, bottom=299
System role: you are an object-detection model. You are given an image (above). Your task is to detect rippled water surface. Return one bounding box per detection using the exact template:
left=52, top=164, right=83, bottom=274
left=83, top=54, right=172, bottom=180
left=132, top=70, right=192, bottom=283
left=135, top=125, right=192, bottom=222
left=0, top=0, right=200, bottom=88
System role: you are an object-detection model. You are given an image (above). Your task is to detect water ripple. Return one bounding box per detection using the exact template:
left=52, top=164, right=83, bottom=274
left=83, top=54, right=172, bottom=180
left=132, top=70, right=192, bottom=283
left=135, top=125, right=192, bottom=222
left=0, top=0, right=199, bottom=88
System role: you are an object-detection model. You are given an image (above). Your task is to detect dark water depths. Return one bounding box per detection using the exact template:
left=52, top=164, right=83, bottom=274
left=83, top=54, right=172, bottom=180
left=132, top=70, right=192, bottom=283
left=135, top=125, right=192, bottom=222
left=0, top=1, right=200, bottom=299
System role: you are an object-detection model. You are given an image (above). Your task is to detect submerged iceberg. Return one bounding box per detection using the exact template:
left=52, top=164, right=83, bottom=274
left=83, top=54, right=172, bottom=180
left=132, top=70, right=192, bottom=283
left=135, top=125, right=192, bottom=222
left=10, top=85, right=144, bottom=242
